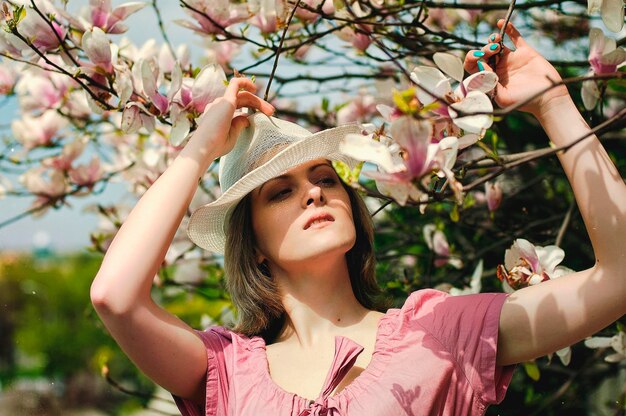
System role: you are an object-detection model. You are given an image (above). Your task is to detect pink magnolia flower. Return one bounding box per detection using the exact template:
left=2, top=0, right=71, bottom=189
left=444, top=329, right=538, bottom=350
left=340, top=116, right=460, bottom=206
left=184, top=64, right=227, bottom=114
left=20, top=168, right=68, bottom=213
left=176, top=0, right=249, bottom=35
left=12, top=110, right=67, bottom=149
left=497, top=239, right=573, bottom=292
left=205, top=41, right=241, bottom=71
left=82, top=26, right=114, bottom=73
left=582, top=29, right=626, bottom=110
left=336, top=91, right=377, bottom=125
left=15, top=0, right=66, bottom=52
left=335, top=4, right=373, bottom=52
left=121, top=102, right=155, bottom=134
left=159, top=44, right=191, bottom=74
left=423, top=224, right=463, bottom=269
left=15, top=67, right=69, bottom=112
left=69, top=156, right=104, bottom=187
left=498, top=238, right=575, bottom=366
left=249, top=0, right=285, bottom=34
left=295, top=0, right=333, bottom=21
left=62, top=0, right=146, bottom=34
left=0, top=29, right=25, bottom=57
left=588, top=28, right=626, bottom=74
left=485, top=181, right=502, bottom=212
left=42, top=139, right=87, bottom=171
left=0, top=64, right=17, bottom=94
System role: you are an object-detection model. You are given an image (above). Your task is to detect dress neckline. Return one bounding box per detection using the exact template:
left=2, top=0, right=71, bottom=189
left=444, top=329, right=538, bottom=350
left=252, top=307, right=399, bottom=406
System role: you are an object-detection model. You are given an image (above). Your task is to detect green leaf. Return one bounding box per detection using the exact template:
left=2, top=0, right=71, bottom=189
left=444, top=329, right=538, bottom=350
left=450, top=204, right=459, bottom=222
left=321, top=97, right=329, bottom=113
left=392, top=87, right=418, bottom=115
left=332, top=160, right=363, bottom=186
left=15, top=5, right=26, bottom=25
left=523, top=361, right=540, bottom=381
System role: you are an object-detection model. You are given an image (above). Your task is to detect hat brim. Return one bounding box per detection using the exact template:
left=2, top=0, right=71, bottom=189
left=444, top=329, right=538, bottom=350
left=187, top=123, right=363, bottom=254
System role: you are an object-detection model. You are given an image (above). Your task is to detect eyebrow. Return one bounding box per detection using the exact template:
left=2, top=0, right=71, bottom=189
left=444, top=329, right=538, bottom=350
left=256, top=162, right=333, bottom=196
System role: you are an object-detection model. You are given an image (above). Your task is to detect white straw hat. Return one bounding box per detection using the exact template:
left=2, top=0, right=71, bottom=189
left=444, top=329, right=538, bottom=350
left=187, top=112, right=365, bottom=253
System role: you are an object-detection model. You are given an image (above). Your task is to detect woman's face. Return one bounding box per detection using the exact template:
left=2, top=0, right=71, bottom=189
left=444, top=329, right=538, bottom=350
left=250, top=159, right=356, bottom=268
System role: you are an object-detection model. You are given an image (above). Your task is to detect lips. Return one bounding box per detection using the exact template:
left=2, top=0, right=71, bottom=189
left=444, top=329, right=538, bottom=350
left=304, top=213, right=335, bottom=230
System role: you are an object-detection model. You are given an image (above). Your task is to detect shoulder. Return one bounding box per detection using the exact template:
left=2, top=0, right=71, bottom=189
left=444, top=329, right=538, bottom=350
left=402, top=288, right=508, bottom=312
left=396, top=289, right=509, bottom=337
left=195, top=325, right=266, bottom=355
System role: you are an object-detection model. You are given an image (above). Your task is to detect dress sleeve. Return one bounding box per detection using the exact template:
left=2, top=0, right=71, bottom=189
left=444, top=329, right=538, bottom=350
left=172, top=327, right=231, bottom=416
left=408, top=289, right=515, bottom=406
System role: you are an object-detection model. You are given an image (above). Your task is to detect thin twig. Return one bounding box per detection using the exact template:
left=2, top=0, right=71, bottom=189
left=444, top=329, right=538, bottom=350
left=152, top=0, right=177, bottom=64
left=29, top=0, right=80, bottom=68
left=462, top=107, right=626, bottom=192
left=264, top=1, right=300, bottom=101
left=371, top=199, right=393, bottom=217
left=555, top=201, right=576, bottom=247
left=102, top=370, right=177, bottom=416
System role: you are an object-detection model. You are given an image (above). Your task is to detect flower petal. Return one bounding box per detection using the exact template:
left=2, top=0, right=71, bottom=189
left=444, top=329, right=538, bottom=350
left=390, top=116, right=433, bottom=176
left=449, top=91, right=493, bottom=134
left=601, top=0, right=625, bottom=32
left=581, top=78, right=600, bottom=110
left=535, top=245, right=565, bottom=275
left=588, top=0, right=602, bottom=14
left=340, top=133, right=403, bottom=173
left=462, top=71, right=499, bottom=94
left=191, top=64, right=227, bottom=113
left=410, top=66, right=451, bottom=105
left=433, top=52, right=464, bottom=82
left=458, top=133, right=480, bottom=149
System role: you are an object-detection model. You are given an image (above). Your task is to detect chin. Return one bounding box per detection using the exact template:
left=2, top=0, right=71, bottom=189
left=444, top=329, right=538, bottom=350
left=280, top=233, right=355, bottom=264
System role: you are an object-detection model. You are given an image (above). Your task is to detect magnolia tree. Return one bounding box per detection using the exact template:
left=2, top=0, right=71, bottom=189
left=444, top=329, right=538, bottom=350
left=0, top=0, right=625, bottom=413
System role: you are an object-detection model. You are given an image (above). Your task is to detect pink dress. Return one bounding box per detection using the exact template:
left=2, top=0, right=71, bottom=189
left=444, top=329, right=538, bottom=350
left=174, top=289, right=515, bottom=415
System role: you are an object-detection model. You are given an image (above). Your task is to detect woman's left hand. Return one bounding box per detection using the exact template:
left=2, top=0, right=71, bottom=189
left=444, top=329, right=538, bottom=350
left=464, top=19, right=570, bottom=116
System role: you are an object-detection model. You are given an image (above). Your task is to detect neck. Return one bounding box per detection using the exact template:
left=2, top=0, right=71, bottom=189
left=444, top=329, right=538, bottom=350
left=270, top=255, right=370, bottom=348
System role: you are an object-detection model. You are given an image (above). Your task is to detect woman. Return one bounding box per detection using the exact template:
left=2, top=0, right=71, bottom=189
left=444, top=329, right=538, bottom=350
left=91, top=21, right=626, bottom=415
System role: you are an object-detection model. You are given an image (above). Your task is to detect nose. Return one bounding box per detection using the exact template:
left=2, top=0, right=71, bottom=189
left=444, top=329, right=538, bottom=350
left=303, top=184, right=325, bottom=207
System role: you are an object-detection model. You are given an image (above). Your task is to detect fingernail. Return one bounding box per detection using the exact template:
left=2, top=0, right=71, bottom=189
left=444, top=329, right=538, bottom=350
left=477, top=61, right=485, bottom=71
left=490, top=44, right=499, bottom=51
left=490, top=34, right=497, bottom=42
left=473, top=51, right=485, bottom=57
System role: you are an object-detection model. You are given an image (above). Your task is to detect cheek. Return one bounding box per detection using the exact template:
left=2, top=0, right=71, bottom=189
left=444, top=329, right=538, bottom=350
left=251, top=204, right=292, bottom=255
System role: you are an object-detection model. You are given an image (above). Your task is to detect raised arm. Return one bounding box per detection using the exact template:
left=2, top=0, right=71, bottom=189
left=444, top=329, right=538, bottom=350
left=465, top=21, right=626, bottom=366
left=90, top=78, right=274, bottom=402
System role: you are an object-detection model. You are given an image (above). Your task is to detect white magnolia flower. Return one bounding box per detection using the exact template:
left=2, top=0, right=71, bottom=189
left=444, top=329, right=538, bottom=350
left=410, top=52, right=498, bottom=135
left=585, top=331, right=626, bottom=362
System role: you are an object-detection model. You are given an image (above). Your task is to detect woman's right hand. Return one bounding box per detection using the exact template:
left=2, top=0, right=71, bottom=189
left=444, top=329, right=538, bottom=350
left=197, top=76, right=275, bottom=159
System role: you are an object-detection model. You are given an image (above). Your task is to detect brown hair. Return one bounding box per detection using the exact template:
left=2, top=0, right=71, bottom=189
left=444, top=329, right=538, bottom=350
left=224, top=178, right=389, bottom=342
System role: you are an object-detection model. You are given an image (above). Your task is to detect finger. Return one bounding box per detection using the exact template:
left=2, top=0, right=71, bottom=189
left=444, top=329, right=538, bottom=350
left=224, top=77, right=257, bottom=102
left=236, top=91, right=275, bottom=115
left=497, top=19, right=527, bottom=49
left=487, top=32, right=501, bottom=45
left=464, top=49, right=494, bottom=73
left=229, top=114, right=250, bottom=141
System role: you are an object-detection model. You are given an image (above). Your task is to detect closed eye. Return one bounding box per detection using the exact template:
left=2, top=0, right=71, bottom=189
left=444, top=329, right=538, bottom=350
left=270, top=188, right=292, bottom=201
left=317, top=177, right=337, bottom=186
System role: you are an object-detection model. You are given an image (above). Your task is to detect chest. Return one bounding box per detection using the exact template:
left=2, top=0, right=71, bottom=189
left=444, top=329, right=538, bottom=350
left=265, top=334, right=377, bottom=401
